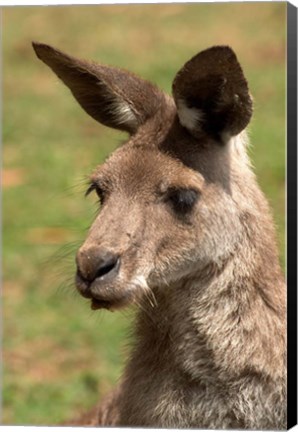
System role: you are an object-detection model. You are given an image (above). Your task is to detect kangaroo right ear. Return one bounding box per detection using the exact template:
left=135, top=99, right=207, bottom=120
left=32, top=42, right=164, bottom=134
left=172, top=46, right=253, bottom=141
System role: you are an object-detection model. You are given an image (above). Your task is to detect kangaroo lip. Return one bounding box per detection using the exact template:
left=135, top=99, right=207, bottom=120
left=90, top=289, right=134, bottom=311
left=91, top=298, right=112, bottom=310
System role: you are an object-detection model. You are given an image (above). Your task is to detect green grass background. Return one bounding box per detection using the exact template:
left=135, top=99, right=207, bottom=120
left=2, top=3, right=286, bottom=425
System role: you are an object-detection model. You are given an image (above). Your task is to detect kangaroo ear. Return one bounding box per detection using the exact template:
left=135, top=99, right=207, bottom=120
left=172, top=46, right=253, bottom=141
left=32, top=42, right=163, bottom=134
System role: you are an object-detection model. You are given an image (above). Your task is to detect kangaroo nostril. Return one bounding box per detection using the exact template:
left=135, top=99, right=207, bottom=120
left=95, top=254, right=120, bottom=279
left=76, top=247, right=121, bottom=284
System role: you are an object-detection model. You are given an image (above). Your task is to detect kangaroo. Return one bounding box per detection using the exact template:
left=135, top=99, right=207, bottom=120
left=32, top=42, right=286, bottom=429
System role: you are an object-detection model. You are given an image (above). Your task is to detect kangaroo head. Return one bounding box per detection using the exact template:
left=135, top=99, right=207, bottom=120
left=33, top=42, right=253, bottom=310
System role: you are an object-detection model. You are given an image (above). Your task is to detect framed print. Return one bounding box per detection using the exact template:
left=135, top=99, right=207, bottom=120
left=2, top=1, right=296, bottom=429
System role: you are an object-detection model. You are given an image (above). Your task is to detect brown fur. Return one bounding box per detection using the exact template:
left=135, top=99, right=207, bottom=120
left=33, top=42, right=286, bottom=429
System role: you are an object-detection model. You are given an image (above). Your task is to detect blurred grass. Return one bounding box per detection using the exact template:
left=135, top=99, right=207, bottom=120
left=2, top=3, right=286, bottom=425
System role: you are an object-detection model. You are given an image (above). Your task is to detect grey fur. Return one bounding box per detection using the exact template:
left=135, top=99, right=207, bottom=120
left=33, top=42, right=286, bottom=430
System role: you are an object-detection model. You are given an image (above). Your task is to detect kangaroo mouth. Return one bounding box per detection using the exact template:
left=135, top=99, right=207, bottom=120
left=76, top=269, right=136, bottom=311
left=76, top=271, right=124, bottom=310
left=89, top=290, right=133, bottom=311
left=90, top=297, right=113, bottom=310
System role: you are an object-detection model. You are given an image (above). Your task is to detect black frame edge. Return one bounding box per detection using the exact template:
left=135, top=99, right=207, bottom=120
left=287, top=1, right=297, bottom=430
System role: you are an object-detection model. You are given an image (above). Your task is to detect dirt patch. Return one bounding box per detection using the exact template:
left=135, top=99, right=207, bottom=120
left=4, top=338, right=100, bottom=384
left=26, top=227, right=75, bottom=245
left=2, top=280, right=25, bottom=302
left=2, top=168, right=26, bottom=188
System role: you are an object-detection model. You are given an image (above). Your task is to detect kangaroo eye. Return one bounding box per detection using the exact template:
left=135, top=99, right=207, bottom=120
left=166, top=188, right=199, bottom=214
left=85, top=183, right=105, bottom=204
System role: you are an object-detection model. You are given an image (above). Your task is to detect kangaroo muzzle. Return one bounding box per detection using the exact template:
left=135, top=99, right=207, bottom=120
left=75, top=246, right=122, bottom=309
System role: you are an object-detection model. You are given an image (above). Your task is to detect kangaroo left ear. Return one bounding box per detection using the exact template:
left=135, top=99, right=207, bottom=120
left=172, top=46, right=253, bottom=141
left=32, top=42, right=165, bottom=135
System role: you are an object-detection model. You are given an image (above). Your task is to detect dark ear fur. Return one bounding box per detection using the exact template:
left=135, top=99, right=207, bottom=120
left=172, top=46, right=253, bottom=141
left=32, top=42, right=164, bottom=134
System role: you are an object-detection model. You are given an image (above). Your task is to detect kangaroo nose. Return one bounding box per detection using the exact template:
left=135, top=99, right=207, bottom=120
left=76, top=247, right=120, bottom=284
